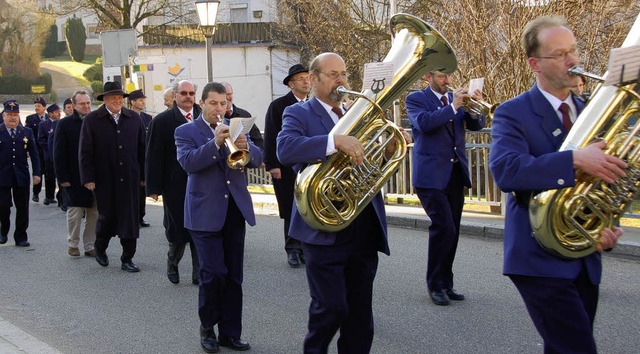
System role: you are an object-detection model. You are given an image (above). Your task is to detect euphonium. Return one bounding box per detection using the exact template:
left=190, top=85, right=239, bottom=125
left=528, top=14, right=640, bottom=258
left=295, top=13, right=457, bottom=232
left=216, top=114, right=251, bottom=169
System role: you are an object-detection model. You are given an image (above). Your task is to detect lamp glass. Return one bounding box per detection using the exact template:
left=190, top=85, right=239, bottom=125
left=195, top=0, right=220, bottom=27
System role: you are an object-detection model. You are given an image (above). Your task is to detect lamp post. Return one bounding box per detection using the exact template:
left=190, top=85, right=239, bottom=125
left=195, top=0, right=220, bottom=82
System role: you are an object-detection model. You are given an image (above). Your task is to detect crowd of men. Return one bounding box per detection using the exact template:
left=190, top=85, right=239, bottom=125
left=0, top=14, right=628, bottom=353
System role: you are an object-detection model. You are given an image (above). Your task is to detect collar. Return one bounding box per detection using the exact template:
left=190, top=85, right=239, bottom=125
left=538, top=86, right=577, bottom=121
left=317, top=99, right=343, bottom=123
left=429, top=87, right=448, bottom=102
left=106, top=107, right=121, bottom=117
left=177, top=106, right=193, bottom=118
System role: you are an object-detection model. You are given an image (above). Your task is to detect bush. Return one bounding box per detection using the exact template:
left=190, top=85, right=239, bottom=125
left=42, top=24, right=59, bottom=58
left=64, top=17, right=86, bottom=62
left=0, top=73, right=53, bottom=94
left=91, top=80, right=103, bottom=97
left=83, top=62, right=103, bottom=82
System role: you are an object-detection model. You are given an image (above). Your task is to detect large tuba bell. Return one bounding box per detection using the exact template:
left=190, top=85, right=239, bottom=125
left=295, top=13, right=457, bottom=232
left=529, top=14, right=640, bottom=258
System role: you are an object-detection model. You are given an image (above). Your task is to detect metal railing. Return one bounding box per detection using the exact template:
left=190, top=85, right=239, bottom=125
left=142, top=23, right=275, bottom=46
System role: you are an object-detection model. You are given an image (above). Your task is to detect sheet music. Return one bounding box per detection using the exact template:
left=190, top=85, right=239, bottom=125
left=362, top=62, right=394, bottom=94
left=229, top=117, right=256, bottom=142
left=468, top=78, right=485, bottom=95
left=603, top=44, right=640, bottom=86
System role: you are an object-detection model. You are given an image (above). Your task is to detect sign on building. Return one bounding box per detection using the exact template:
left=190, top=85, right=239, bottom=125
left=101, top=29, right=138, bottom=67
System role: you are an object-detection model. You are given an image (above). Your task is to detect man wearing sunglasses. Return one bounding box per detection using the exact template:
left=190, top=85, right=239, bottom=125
left=146, top=80, right=201, bottom=285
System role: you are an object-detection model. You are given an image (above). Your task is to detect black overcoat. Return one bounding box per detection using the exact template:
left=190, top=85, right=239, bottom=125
left=79, top=105, right=146, bottom=239
left=263, top=91, right=298, bottom=218
left=53, top=111, right=93, bottom=207
left=145, top=103, right=201, bottom=243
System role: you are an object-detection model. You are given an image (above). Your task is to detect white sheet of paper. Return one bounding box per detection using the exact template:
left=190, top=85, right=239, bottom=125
left=362, top=62, right=394, bottom=93
left=229, top=117, right=256, bottom=142
left=468, top=78, right=484, bottom=95
left=603, top=45, right=640, bottom=86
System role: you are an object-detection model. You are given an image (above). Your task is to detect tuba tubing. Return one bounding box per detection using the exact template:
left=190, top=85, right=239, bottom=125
left=294, top=13, right=457, bottom=232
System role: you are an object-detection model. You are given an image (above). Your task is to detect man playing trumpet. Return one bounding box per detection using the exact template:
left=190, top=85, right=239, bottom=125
left=406, top=71, right=486, bottom=306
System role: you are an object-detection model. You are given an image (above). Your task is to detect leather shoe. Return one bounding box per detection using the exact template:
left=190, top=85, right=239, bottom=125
left=68, top=247, right=80, bottom=256
left=445, top=288, right=465, bottom=301
left=0, top=234, right=7, bottom=244
left=32, top=194, right=39, bottom=202
left=60, top=205, right=67, bottom=212
left=167, top=259, right=179, bottom=284
left=95, top=253, right=109, bottom=267
left=121, top=261, right=140, bottom=273
left=16, top=241, right=30, bottom=247
left=84, top=250, right=96, bottom=257
left=287, top=252, right=301, bottom=268
left=139, top=220, right=150, bottom=227
left=430, top=290, right=450, bottom=306
left=200, top=326, right=220, bottom=353
left=218, top=335, right=250, bottom=351
left=43, top=198, right=51, bottom=205
left=192, top=278, right=199, bottom=285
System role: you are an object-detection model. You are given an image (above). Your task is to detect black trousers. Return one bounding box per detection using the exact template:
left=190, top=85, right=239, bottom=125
left=139, top=186, right=146, bottom=221
left=32, top=146, right=44, bottom=196
left=95, top=235, right=137, bottom=263
left=43, top=159, right=56, bottom=200
left=0, top=184, right=30, bottom=243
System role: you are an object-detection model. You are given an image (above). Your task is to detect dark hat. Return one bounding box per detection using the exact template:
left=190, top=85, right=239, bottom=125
left=63, top=98, right=73, bottom=106
left=128, top=89, right=146, bottom=101
left=3, top=100, right=20, bottom=113
left=96, top=81, right=129, bottom=101
left=46, top=103, right=60, bottom=113
left=283, top=64, right=309, bottom=85
left=34, top=96, right=47, bottom=106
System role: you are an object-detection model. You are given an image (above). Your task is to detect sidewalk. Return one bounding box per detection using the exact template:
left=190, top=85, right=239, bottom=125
left=252, top=192, right=640, bottom=259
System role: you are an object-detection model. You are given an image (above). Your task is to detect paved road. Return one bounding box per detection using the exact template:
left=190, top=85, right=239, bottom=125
left=39, top=62, right=91, bottom=102
left=0, top=200, right=639, bottom=353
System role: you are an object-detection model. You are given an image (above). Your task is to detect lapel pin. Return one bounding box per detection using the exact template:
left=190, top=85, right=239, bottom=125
left=552, top=128, right=561, bottom=137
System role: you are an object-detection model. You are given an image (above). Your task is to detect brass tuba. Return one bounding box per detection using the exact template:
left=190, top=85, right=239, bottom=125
left=295, top=13, right=457, bottom=232
left=528, top=14, right=640, bottom=258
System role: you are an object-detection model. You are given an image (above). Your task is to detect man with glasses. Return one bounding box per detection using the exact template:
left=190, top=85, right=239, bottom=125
left=264, top=64, right=310, bottom=268
left=489, top=16, right=625, bottom=353
left=406, top=71, right=485, bottom=306
left=54, top=90, right=98, bottom=257
left=221, top=82, right=264, bottom=150
left=146, top=80, right=201, bottom=285
left=277, top=52, right=411, bottom=353
left=0, top=100, right=41, bottom=247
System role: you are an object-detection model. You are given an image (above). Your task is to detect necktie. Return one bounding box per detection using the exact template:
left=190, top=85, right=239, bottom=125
left=226, top=110, right=232, bottom=118
left=10, top=128, right=15, bottom=139
left=210, top=122, right=217, bottom=130
left=40, top=116, right=45, bottom=122
left=559, top=103, right=572, bottom=131
left=331, top=107, right=343, bottom=119
left=112, top=114, right=119, bottom=124
left=440, top=95, right=449, bottom=106
left=186, top=112, right=192, bottom=121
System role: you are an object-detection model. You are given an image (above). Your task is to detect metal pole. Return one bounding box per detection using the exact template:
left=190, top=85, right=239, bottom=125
left=205, top=33, right=213, bottom=82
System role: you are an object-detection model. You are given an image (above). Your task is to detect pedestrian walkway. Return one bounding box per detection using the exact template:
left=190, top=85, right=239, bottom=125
left=0, top=317, right=63, bottom=354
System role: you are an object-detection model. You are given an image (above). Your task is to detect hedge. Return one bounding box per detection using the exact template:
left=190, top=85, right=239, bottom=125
left=0, top=73, right=53, bottom=94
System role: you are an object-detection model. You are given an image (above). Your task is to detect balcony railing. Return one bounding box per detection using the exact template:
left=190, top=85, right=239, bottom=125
left=142, top=22, right=275, bottom=46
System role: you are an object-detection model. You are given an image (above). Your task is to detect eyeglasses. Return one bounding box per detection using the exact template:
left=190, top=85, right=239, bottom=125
left=291, top=76, right=310, bottom=82
left=320, top=71, right=349, bottom=80
left=535, top=48, right=579, bottom=62
left=179, top=91, right=196, bottom=96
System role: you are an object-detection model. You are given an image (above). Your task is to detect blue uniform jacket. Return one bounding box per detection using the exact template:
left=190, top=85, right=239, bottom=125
left=0, top=124, right=41, bottom=187
left=488, top=84, right=601, bottom=284
left=276, top=97, right=390, bottom=254
left=175, top=115, right=263, bottom=232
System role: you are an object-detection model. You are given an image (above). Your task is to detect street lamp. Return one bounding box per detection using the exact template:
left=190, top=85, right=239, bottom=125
left=195, top=0, right=220, bottom=82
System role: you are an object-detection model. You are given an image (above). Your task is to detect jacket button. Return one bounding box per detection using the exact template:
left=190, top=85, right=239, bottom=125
left=227, top=181, right=231, bottom=184
left=557, top=179, right=565, bottom=185
left=224, top=194, right=228, bottom=199
left=450, top=158, right=455, bottom=162
left=120, top=178, right=124, bottom=182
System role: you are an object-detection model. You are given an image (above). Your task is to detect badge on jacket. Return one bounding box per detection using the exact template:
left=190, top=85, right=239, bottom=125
left=23, top=136, right=28, bottom=149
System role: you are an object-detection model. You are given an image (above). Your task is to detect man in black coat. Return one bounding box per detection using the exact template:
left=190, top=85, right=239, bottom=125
left=128, top=89, right=153, bottom=228
left=53, top=90, right=98, bottom=257
left=38, top=103, right=61, bottom=206
left=146, top=80, right=200, bottom=284
left=263, top=64, right=310, bottom=267
left=79, top=82, right=146, bottom=272
left=25, top=96, right=47, bottom=202
left=221, top=82, right=264, bottom=149
left=0, top=100, right=41, bottom=247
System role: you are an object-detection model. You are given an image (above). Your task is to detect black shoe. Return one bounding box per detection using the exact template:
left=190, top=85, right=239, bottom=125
left=218, top=335, right=250, bottom=351
left=299, top=253, right=305, bottom=264
left=167, top=259, right=179, bottom=284
left=139, top=220, right=150, bottom=227
left=445, top=288, right=465, bottom=301
left=0, top=234, right=7, bottom=244
left=121, top=261, right=140, bottom=273
left=430, top=290, right=450, bottom=306
left=32, top=194, right=39, bottom=202
left=95, top=253, right=109, bottom=267
left=60, top=205, right=67, bottom=212
left=287, top=252, right=301, bottom=268
left=200, top=326, right=220, bottom=353
left=16, top=241, right=30, bottom=247
left=43, top=198, right=51, bottom=205
left=192, top=278, right=199, bottom=285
